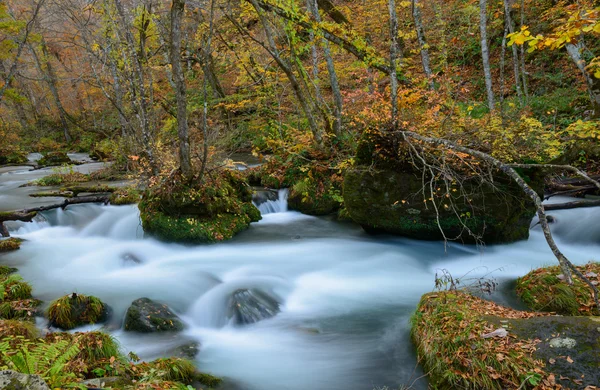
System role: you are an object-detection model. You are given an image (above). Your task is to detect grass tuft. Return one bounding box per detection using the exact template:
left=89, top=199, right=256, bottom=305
left=516, top=262, right=600, bottom=315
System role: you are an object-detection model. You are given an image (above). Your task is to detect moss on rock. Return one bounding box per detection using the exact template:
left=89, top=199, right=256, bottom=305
left=252, top=149, right=343, bottom=216
left=411, top=291, right=549, bottom=389
left=124, top=298, right=183, bottom=333
left=0, top=271, right=40, bottom=321
left=0, top=152, right=28, bottom=165
left=37, top=151, right=72, bottom=167
left=47, top=293, right=109, bottom=330
left=344, top=129, right=540, bottom=244
left=139, top=169, right=261, bottom=243
left=109, top=187, right=141, bottom=205
left=0, top=319, right=39, bottom=339
left=516, top=262, right=600, bottom=315
left=0, top=238, right=23, bottom=253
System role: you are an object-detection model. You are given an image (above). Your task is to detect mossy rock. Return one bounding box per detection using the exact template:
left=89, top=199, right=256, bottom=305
left=37, top=151, right=71, bottom=167
left=411, top=291, right=550, bottom=389
left=124, top=298, right=184, bottom=333
left=552, top=137, right=600, bottom=174
left=139, top=169, right=261, bottom=243
left=129, top=357, right=222, bottom=388
left=0, top=266, right=18, bottom=276
left=44, top=331, right=121, bottom=364
left=1, top=273, right=33, bottom=301
left=507, top=315, right=600, bottom=388
left=0, top=238, right=23, bottom=253
left=47, top=293, right=110, bottom=330
left=288, top=186, right=340, bottom=215
left=109, top=187, right=141, bottom=205
left=254, top=151, right=343, bottom=216
left=344, top=130, right=540, bottom=244
left=0, top=271, right=40, bottom=321
left=0, top=370, right=50, bottom=390
left=0, top=152, right=28, bottom=165
left=0, top=319, right=39, bottom=339
left=516, top=262, right=600, bottom=315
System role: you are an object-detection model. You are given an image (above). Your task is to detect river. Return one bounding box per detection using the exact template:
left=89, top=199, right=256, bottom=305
left=0, top=160, right=598, bottom=390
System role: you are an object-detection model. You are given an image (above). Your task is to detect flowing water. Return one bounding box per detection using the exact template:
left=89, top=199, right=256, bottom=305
left=1, top=162, right=599, bottom=390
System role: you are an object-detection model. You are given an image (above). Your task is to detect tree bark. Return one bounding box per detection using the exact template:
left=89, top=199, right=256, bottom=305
left=479, top=0, right=495, bottom=111
left=0, top=0, right=45, bottom=102
left=544, top=199, right=600, bottom=211
left=247, top=0, right=394, bottom=76
left=170, top=0, right=192, bottom=179
left=113, top=0, right=158, bottom=175
left=0, top=196, right=110, bottom=237
left=503, top=0, right=523, bottom=103
left=29, top=39, right=72, bottom=143
left=247, top=0, right=323, bottom=146
left=310, top=0, right=343, bottom=138
left=411, top=0, right=434, bottom=90
left=566, top=42, right=600, bottom=117
left=388, top=0, right=399, bottom=128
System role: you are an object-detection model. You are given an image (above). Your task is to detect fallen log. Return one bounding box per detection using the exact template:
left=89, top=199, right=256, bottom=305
left=544, top=199, right=600, bottom=211
left=0, top=195, right=109, bottom=237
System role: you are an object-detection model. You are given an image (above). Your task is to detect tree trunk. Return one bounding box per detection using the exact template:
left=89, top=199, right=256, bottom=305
left=388, top=0, right=399, bottom=128
left=113, top=0, right=158, bottom=175
left=566, top=42, right=600, bottom=117
left=503, top=0, right=523, bottom=104
left=411, top=0, right=434, bottom=90
left=248, top=0, right=323, bottom=146
left=170, top=0, right=192, bottom=179
left=310, top=0, right=343, bottom=138
left=0, top=0, right=45, bottom=102
left=29, top=40, right=71, bottom=143
left=479, top=0, right=495, bottom=111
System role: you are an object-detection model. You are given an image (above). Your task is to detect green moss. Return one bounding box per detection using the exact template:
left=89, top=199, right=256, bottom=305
left=0, top=266, right=18, bottom=276
left=411, top=291, right=546, bottom=389
left=37, top=151, right=72, bottom=167
left=516, top=262, right=600, bottom=315
left=1, top=274, right=33, bottom=301
left=139, top=169, right=261, bottom=243
left=0, top=319, right=39, bottom=339
left=0, top=238, right=23, bottom=253
left=0, top=152, right=28, bottom=165
left=141, top=203, right=260, bottom=243
left=110, top=186, right=141, bottom=205
left=197, top=372, right=223, bottom=388
left=256, top=149, right=344, bottom=216
left=47, top=294, right=108, bottom=330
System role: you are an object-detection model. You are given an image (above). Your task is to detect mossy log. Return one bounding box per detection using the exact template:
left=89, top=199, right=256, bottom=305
left=0, top=196, right=109, bottom=237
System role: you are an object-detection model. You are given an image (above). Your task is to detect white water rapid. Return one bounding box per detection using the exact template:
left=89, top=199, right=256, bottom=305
left=1, top=164, right=599, bottom=390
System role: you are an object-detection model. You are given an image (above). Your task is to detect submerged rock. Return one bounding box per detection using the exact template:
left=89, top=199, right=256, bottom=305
left=252, top=188, right=279, bottom=206
left=227, top=289, right=280, bottom=325
left=0, top=370, right=50, bottom=390
left=47, top=293, right=110, bottom=330
left=124, top=298, right=184, bottom=333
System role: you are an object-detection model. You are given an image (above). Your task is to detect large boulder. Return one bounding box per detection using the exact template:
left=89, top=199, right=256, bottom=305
left=227, top=289, right=280, bottom=325
left=343, top=130, right=541, bottom=244
left=47, top=293, right=110, bottom=330
left=124, top=298, right=184, bottom=333
left=0, top=370, right=50, bottom=390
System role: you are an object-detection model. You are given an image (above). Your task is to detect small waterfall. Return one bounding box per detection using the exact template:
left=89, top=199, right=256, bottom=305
left=255, top=189, right=289, bottom=215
